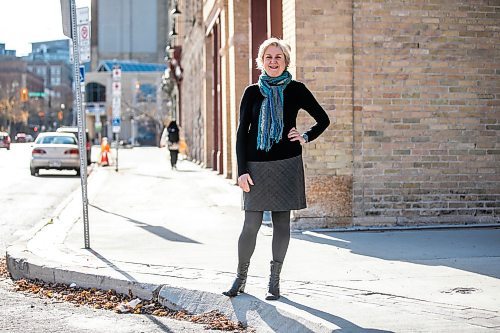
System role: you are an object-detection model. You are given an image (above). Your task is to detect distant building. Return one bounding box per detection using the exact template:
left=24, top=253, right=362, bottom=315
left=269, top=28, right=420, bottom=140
left=0, top=59, right=44, bottom=134
left=90, top=0, right=169, bottom=70
left=24, top=39, right=73, bottom=128
left=0, top=43, right=16, bottom=57
left=26, top=39, right=71, bottom=64
left=87, top=0, right=170, bottom=142
left=85, top=60, right=167, bottom=144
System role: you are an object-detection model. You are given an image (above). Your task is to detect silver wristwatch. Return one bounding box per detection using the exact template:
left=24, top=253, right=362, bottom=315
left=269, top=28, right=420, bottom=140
left=301, top=133, right=309, bottom=143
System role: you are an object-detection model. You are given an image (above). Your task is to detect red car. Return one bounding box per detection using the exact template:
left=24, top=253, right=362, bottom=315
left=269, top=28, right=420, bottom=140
left=0, top=132, right=11, bottom=150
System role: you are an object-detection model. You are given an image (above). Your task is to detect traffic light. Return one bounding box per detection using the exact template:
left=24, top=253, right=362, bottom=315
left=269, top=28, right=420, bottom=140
left=58, top=111, right=63, bottom=121
left=20, top=88, right=29, bottom=102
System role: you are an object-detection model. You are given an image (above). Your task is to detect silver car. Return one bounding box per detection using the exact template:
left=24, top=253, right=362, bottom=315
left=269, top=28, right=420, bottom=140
left=30, top=132, right=81, bottom=176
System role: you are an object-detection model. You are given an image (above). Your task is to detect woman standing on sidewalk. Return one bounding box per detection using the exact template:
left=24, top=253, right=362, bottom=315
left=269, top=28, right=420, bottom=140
left=223, top=38, right=330, bottom=300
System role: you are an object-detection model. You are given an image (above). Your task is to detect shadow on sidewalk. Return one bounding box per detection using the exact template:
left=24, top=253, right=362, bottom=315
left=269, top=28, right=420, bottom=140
left=87, top=248, right=138, bottom=282
left=293, top=229, right=500, bottom=279
left=228, top=293, right=392, bottom=333
left=279, top=297, right=394, bottom=333
left=229, top=293, right=315, bottom=333
left=128, top=171, right=172, bottom=180
left=144, top=315, right=174, bottom=332
left=89, top=204, right=201, bottom=244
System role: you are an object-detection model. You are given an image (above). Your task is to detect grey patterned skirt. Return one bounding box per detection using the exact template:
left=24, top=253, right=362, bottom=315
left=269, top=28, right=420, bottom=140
left=242, top=155, right=306, bottom=211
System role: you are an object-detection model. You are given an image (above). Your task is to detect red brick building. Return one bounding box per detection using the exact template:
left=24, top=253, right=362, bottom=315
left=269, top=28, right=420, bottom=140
left=0, top=59, right=44, bottom=133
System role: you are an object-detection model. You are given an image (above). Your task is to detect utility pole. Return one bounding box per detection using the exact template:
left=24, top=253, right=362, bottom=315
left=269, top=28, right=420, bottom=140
left=61, top=0, right=91, bottom=249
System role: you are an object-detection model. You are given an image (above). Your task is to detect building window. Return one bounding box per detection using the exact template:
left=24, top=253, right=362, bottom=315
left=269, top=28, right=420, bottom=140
left=85, top=82, right=106, bottom=103
left=51, top=66, right=61, bottom=75
left=136, top=83, right=156, bottom=103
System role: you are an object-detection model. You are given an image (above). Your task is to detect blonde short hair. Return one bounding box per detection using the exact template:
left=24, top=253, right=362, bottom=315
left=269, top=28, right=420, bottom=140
left=255, top=37, right=291, bottom=71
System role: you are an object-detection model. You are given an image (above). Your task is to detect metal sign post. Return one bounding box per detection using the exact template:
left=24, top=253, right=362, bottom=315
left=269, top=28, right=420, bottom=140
left=62, top=0, right=90, bottom=249
left=112, top=66, right=122, bottom=172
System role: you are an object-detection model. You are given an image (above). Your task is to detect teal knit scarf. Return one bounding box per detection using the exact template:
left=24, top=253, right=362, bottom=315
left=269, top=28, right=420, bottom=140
left=257, top=70, right=292, bottom=151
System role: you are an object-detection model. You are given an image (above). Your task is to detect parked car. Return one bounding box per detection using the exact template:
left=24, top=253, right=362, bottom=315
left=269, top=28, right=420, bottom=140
left=30, top=132, right=81, bottom=176
left=15, top=132, right=27, bottom=143
left=56, top=126, right=92, bottom=165
left=25, top=134, right=34, bottom=142
left=0, top=132, right=11, bottom=150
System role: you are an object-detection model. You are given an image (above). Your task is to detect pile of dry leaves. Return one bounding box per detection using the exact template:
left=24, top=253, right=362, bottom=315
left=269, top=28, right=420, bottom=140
left=0, top=257, right=9, bottom=278
left=1, top=257, right=251, bottom=332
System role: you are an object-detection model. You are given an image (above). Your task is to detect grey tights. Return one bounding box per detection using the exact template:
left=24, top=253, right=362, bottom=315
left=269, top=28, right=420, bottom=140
left=238, top=211, right=291, bottom=265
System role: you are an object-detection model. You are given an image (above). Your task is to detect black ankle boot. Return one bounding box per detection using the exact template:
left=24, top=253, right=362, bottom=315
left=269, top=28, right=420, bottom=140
left=223, top=262, right=250, bottom=297
left=265, top=260, right=283, bottom=300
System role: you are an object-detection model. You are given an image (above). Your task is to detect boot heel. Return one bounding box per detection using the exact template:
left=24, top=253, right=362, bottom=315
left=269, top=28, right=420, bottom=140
left=223, top=262, right=250, bottom=297
left=265, top=260, right=283, bottom=300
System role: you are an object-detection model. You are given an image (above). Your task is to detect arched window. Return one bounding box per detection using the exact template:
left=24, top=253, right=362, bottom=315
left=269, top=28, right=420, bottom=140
left=85, top=82, right=106, bottom=103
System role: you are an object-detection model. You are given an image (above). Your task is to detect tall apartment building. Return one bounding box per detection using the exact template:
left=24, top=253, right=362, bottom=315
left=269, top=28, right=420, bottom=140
left=25, top=39, right=73, bottom=128
left=90, top=0, right=169, bottom=70
left=87, top=0, right=170, bottom=143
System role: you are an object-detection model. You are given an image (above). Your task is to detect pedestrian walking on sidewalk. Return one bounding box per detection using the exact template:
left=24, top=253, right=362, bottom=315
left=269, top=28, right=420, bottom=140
left=167, top=120, right=180, bottom=170
left=223, top=38, right=330, bottom=300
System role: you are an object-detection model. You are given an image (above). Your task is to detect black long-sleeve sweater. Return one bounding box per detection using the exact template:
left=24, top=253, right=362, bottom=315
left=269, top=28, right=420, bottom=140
left=236, top=80, right=331, bottom=177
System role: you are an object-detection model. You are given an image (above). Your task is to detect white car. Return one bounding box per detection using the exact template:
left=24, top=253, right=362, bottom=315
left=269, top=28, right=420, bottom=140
left=30, top=132, right=81, bottom=176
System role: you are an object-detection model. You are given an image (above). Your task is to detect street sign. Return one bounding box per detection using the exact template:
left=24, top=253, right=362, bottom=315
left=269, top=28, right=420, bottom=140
left=112, top=65, right=121, bottom=134
left=112, top=67, right=121, bottom=81
left=79, top=65, right=85, bottom=83
left=28, top=92, right=45, bottom=98
left=112, top=81, right=121, bottom=95
left=76, top=7, right=89, bottom=24
left=78, top=23, right=91, bottom=63
left=112, top=117, right=121, bottom=133
left=76, top=7, right=90, bottom=64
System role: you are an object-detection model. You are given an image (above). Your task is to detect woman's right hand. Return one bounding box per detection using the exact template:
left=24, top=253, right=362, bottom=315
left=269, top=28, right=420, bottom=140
left=238, top=173, right=254, bottom=192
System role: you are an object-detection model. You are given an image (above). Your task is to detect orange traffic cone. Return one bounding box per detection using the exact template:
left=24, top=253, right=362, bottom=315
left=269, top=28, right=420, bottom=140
left=100, top=151, right=109, bottom=166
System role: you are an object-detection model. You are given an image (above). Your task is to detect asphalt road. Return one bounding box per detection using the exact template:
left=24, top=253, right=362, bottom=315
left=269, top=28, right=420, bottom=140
left=0, top=277, right=219, bottom=333
left=0, top=142, right=81, bottom=251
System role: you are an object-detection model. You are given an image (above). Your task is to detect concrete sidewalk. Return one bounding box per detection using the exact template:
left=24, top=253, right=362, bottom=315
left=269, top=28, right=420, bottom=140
left=7, top=147, right=500, bottom=332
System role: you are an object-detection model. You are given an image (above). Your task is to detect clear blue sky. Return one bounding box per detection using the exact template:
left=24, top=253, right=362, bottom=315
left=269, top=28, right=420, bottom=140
left=0, top=0, right=90, bottom=56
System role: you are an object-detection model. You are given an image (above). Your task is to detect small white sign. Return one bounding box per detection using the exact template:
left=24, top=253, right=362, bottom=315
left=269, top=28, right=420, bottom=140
left=77, top=7, right=89, bottom=25
left=112, top=81, right=121, bottom=95
left=78, top=23, right=91, bottom=64
left=112, top=67, right=121, bottom=81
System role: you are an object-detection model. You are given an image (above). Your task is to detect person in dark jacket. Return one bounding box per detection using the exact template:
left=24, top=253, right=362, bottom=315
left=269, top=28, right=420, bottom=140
left=223, top=38, right=330, bottom=300
left=167, top=121, right=180, bottom=169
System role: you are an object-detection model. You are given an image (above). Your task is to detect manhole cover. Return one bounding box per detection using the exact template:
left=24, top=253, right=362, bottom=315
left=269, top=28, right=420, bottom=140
left=442, top=287, right=480, bottom=294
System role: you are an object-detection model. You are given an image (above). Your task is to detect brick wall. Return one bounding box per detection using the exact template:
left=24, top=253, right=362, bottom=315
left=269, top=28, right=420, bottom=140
left=178, top=0, right=500, bottom=228
left=352, top=0, right=500, bottom=225
left=227, top=0, right=250, bottom=180
left=283, top=0, right=354, bottom=228
left=179, top=21, right=205, bottom=163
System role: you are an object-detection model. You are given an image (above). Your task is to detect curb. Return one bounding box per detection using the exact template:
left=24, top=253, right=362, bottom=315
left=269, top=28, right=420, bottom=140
left=158, top=286, right=334, bottom=333
left=6, top=244, right=334, bottom=333
left=6, top=246, right=160, bottom=301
